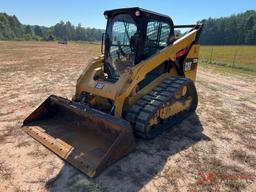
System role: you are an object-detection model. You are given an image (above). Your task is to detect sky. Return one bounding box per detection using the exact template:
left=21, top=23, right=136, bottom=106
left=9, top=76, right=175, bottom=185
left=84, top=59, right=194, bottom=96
left=0, top=0, right=255, bottom=29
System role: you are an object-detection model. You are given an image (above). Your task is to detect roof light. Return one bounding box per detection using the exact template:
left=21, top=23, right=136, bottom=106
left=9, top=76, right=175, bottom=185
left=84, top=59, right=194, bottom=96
left=135, top=11, right=140, bottom=17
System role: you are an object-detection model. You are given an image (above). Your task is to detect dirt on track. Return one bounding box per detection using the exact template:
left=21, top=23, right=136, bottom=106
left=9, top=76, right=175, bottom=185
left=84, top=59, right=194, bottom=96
left=0, top=41, right=255, bottom=192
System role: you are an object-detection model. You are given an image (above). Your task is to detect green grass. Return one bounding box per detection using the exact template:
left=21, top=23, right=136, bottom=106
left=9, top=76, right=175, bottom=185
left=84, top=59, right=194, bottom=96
left=199, top=46, right=256, bottom=74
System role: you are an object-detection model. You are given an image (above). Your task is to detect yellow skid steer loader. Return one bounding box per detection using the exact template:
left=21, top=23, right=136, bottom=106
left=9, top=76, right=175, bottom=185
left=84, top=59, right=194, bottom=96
left=22, top=7, right=203, bottom=177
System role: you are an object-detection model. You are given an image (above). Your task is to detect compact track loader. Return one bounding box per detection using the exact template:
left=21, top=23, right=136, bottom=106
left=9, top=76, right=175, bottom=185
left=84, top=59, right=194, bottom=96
left=22, top=7, right=203, bottom=177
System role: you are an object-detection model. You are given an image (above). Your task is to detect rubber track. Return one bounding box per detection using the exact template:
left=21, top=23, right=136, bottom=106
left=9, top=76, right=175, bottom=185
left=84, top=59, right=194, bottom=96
left=126, top=76, right=198, bottom=139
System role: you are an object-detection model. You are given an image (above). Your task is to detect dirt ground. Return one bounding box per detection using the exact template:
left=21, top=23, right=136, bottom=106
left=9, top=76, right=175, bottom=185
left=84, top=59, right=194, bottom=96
left=0, top=41, right=255, bottom=192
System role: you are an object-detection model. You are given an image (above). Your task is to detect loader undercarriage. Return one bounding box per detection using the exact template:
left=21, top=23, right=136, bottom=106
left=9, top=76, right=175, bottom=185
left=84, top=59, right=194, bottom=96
left=126, top=76, right=198, bottom=138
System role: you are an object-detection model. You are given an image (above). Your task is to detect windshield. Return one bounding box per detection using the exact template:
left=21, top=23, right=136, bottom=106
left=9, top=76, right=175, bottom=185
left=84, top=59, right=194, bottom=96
left=105, top=14, right=137, bottom=78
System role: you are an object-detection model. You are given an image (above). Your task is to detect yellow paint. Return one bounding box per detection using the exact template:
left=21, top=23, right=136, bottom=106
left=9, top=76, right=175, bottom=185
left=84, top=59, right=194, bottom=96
left=74, top=29, right=201, bottom=118
left=159, top=97, right=192, bottom=119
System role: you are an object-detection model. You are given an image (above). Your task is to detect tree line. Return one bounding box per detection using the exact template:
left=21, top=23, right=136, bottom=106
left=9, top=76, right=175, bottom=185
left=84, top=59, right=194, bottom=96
left=0, top=12, right=104, bottom=41
left=200, top=10, right=256, bottom=45
left=0, top=10, right=256, bottom=44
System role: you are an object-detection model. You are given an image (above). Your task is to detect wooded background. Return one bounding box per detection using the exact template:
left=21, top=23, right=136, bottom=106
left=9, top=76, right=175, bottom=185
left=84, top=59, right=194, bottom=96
left=0, top=10, right=255, bottom=44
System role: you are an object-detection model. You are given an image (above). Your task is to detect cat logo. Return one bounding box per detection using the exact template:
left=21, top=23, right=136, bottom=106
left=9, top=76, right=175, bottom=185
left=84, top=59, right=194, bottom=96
left=95, top=82, right=105, bottom=89
left=184, top=61, right=192, bottom=71
left=184, top=58, right=198, bottom=71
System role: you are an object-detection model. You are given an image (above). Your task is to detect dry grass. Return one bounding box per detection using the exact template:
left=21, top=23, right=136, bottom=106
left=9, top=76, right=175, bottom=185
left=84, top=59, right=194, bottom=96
left=231, top=149, right=256, bottom=169
left=0, top=161, right=12, bottom=180
left=0, top=41, right=255, bottom=192
left=199, top=46, right=256, bottom=75
left=200, top=46, right=256, bottom=68
left=16, top=140, right=31, bottom=148
left=194, top=158, right=250, bottom=192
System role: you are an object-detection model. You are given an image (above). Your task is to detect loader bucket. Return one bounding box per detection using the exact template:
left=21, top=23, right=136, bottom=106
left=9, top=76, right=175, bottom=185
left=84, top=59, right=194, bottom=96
left=22, top=95, right=135, bottom=177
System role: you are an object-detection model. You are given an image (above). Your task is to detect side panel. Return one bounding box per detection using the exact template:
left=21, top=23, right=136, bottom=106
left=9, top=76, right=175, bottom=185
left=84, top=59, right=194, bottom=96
left=115, top=30, right=199, bottom=116
left=183, top=44, right=200, bottom=82
left=73, top=29, right=201, bottom=118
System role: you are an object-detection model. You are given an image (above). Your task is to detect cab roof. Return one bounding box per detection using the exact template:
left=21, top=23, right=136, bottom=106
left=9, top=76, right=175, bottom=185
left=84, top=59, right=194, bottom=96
left=104, top=7, right=173, bottom=24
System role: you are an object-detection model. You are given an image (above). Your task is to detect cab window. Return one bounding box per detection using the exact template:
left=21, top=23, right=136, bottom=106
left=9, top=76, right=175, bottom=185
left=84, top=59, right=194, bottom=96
left=144, top=20, right=171, bottom=58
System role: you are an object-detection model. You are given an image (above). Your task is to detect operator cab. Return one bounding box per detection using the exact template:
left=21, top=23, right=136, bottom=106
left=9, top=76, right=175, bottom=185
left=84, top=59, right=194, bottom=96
left=103, top=7, right=174, bottom=80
